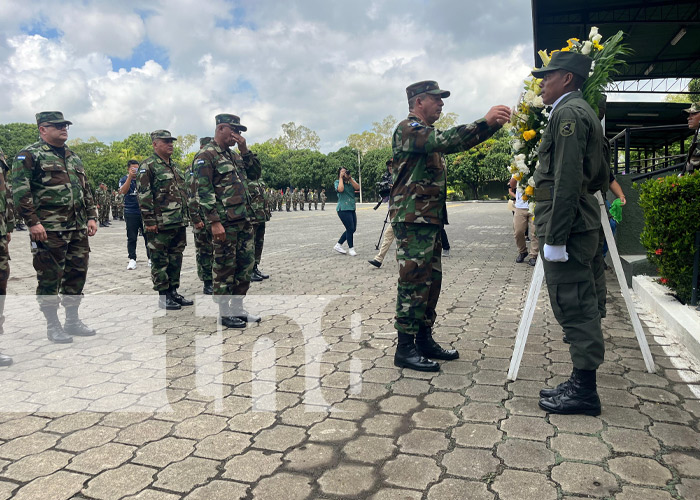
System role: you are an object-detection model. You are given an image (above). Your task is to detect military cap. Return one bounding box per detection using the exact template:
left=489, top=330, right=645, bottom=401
left=150, top=129, right=177, bottom=142
left=683, top=103, right=700, bottom=114
left=531, top=51, right=592, bottom=79
left=386, top=158, right=394, bottom=166
left=36, top=111, right=72, bottom=126
left=406, top=80, right=450, bottom=101
left=215, top=114, right=247, bottom=132
left=199, top=136, right=212, bottom=147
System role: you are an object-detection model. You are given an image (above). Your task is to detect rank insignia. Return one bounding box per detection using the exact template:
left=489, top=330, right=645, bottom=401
left=560, top=120, right=575, bottom=137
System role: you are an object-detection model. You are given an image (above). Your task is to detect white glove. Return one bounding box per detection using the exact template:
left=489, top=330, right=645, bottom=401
left=543, top=244, right=568, bottom=262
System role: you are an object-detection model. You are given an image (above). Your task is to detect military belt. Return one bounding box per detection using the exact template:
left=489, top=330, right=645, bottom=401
left=534, top=187, right=553, bottom=201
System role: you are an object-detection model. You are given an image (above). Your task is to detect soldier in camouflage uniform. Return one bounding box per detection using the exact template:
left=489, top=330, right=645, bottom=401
left=277, top=189, right=283, bottom=211
left=114, top=190, right=124, bottom=220
left=195, top=114, right=261, bottom=328
left=12, top=111, right=99, bottom=344
left=248, top=179, right=271, bottom=282
left=97, top=185, right=107, bottom=227
left=285, top=187, right=292, bottom=211
left=306, top=188, right=312, bottom=210
left=320, top=189, right=326, bottom=210
left=138, top=130, right=193, bottom=310
left=684, top=103, right=700, bottom=174
left=0, top=147, right=15, bottom=365
left=391, top=81, right=510, bottom=372
left=313, top=189, right=319, bottom=210
left=299, top=188, right=305, bottom=210
left=188, top=136, right=214, bottom=295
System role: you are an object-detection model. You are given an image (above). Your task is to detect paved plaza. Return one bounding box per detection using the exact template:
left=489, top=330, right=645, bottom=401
left=0, top=202, right=699, bottom=500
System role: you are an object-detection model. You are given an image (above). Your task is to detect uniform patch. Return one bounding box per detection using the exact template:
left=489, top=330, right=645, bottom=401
left=409, top=122, right=420, bottom=127
left=559, top=120, right=575, bottom=137
left=196, top=159, right=205, bottom=164
left=16, top=155, right=25, bottom=160
left=139, top=168, right=146, bottom=174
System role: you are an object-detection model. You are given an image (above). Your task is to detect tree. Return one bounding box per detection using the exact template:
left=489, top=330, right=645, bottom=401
left=251, top=140, right=288, bottom=189
left=434, top=112, right=459, bottom=130
left=346, top=115, right=397, bottom=154
left=665, top=78, right=700, bottom=104
left=447, top=129, right=511, bottom=199
left=360, top=147, right=393, bottom=201
left=0, top=123, right=39, bottom=158
left=68, top=138, right=121, bottom=189
left=272, top=122, right=320, bottom=151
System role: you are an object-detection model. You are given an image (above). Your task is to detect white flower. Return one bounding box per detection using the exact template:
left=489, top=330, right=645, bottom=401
left=527, top=177, right=536, bottom=187
left=592, top=33, right=602, bottom=44
left=524, top=90, right=536, bottom=105
left=512, top=140, right=523, bottom=152
left=532, top=95, right=544, bottom=108
left=581, top=41, right=592, bottom=55
left=519, top=165, right=530, bottom=175
left=588, top=26, right=599, bottom=40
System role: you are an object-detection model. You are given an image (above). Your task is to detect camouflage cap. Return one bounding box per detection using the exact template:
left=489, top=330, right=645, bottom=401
left=683, top=103, right=700, bottom=114
left=150, top=129, right=177, bottom=142
left=215, top=114, right=248, bottom=132
left=199, top=136, right=213, bottom=147
left=36, top=111, right=72, bottom=126
left=531, top=51, right=592, bottom=79
left=406, top=81, right=450, bottom=100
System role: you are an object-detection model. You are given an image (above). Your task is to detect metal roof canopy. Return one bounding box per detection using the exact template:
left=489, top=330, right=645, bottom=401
left=531, top=0, right=700, bottom=84
left=605, top=101, right=694, bottom=147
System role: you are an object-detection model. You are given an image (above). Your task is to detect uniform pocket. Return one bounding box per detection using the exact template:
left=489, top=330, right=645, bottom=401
left=40, top=162, right=70, bottom=187
left=537, top=137, right=553, bottom=174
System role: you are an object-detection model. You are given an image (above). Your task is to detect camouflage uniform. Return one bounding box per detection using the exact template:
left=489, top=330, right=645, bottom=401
left=248, top=179, right=269, bottom=277
left=285, top=187, right=292, bottom=211
left=12, top=123, right=97, bottom=310
left=313, top=189, right=319, bottom=210
left=0, top=148, right=15, bottom=363
left=320, top=189, right=326, bottom=210
left=114, top=191, right=124, bottom=219
left=187, top=142, right=213, bottom=287
left=684, top=103, right=700, bottom=175
left=195, top=117, right=261, bottom=302
left=307, top=189, right=313, bottom=210
left=299, top=188, right=305, bottom=210
left=391, top=85, right=500, bottom=339
left=277, top=189, right=283, bottom=211
left=137, top=136, right=189, bottom=293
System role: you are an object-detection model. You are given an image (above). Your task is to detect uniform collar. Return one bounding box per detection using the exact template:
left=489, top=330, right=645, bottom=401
left=551, top=90, right=582, bottom=113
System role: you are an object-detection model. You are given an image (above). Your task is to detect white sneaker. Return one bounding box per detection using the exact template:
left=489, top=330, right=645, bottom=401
left=148, top=259, right=152, bottom=267
left=348, top=247, right=357, bottom=256
left=334, top=243, right=347, bottom=254
left=127, top=259, right=137, bottom=270
left=442, top=249, right=450, bottom=257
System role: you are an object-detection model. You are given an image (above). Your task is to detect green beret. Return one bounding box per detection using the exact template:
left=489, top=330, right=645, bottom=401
left=406, top=80, right=450, bottom=101
left=199, top=136, right=212, bottom=147
left=683, top=103, right=700, bottom=114
left=36, top=111, right=72, bottom=126
left=150, top=130, right=177, bottom=142
left=215, top=114, right=248, bottom=132
left=531, top=51, right=592, bottom=79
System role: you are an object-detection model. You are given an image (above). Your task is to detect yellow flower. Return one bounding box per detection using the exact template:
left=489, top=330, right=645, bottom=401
left=537, top=50, right=550, bottom=66
left=593, top=41, right=604, bottom=51
left=525, top=185, right=534, bottom=196
left=567, top=39, right=574, bottom=49
left=522, top=130, right=537, bottom=141
left=514, top=173, right=522, bottom=181
left=522, top=194, right=529, bottom=201
left=560, top=46, right=571, bottom=52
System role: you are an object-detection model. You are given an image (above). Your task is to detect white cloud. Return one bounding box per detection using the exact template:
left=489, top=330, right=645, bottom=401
left=0, top=0, right=536, bottom=152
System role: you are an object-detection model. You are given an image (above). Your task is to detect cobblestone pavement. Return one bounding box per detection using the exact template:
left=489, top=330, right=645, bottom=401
left=0, top=202, right=699, bottom=500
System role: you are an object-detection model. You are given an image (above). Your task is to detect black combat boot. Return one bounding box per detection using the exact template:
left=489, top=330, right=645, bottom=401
left=415, top=326, right=459, bottom=360
left=158, top=291, right=181, bottom=310
left=250, top=270, right=263, bottom=282
left=540, top=368, right=575, bottom=398
left=254, top=264, right=269, bottom=279
left=231, top=297, right=261, bottom=323
left=394, top=332, right=439, bottom=372
left=218, top=302, right=245, bottom=329
left=538, top=368, right=601, bottom=416
left=0, top=353, right=12, bottom=367
left=202, top=280, right=213, bottom=295
left=41, top=307, right=72, bottom=344
left=64, top=306, right=96, bottom=337
left=15, top=223, right=26, bottom=231
left=169, top=287, right=193, bottom=306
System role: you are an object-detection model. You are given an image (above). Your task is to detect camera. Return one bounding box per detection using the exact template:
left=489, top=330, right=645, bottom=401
left=376, top=178, right=391, bottom=198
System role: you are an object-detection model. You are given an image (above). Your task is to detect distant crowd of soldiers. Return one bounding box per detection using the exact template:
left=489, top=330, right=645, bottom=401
left=266, top=187, right=327, bottom=212
left=94, top=184, right=124, bottom=227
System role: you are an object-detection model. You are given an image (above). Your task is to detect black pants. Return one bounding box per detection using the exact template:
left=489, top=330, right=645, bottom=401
left=440, top=228, right=450, bottom=250
left=125, top=213, right=149, bottom=261
left=337, top=210, right=357, bottom=248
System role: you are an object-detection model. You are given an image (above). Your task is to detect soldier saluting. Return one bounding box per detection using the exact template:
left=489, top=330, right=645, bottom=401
left=12, top=111, right=98, bottom=344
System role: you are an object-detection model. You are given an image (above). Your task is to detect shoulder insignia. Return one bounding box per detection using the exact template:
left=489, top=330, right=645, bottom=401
left=16, top=155, right=25, bottom=160
left=196, top=159, right=205, bottom=164
left=409, top=122, right=420, bottom=127
left=139, top=168, right=147, bottom=174
left=559, top=119, right=575, bottom=137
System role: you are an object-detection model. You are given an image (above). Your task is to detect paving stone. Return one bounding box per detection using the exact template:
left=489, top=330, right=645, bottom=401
left=2, top=450, right=72, bottom=482
left=397, top=429, right=448, bottom=456
left=663, top=451, right=700, bottom=477
left=500, top=415, right=554, bottom=441
left=676, top=478, right=700, bottom=500
left=0, top=481, right=16, bottom=500
left=382, top=454, right=441, bottom=490
left=185, top=480, right=248, bottom=500
left=123, top=490, right=180, bottom=500
left=423, top=391, right=466, bottom=408
left=608, top=457, right=672, bottom=487
left=492, top=469, right=557, bottom=500
left=601, top=427, right=660, bottom=456
left=451, top=422, right=503, bottom=448
left=251, top=472, right=312, bottom=500
left=378, top=395, right=422, bottom=414
left=426, top=478, right=494, bottom=500
left=0, top=432, right=59, bottom=460
left=639, top=402, right=694, bottom=424
left=57, top=425, right=118, bottom=452
left=194, top=431, right=251, bottom=460
left=496, top=439, right=555, bottom=471
left=615, top=486, right=673, bottom=500
left=631, top=387, right=680, bottom=404
left=12, top=470, right=87, bottom=500
left=227, top=411, right=276, bottom=434
left=285, top=443, right=335, bottom=471
left=370, top=488, right=422, bottom=500
left=83, top=464, right=155, bottom=500
left=599, top=406, right=650, bottom=429
left=308, top=418, right=357, bottom=442
left=223, top=449, right=283, bottom=482
left=318, top=464, right=377, bottom=496
left=550, top=433, right=610, bottom=461
left=551, top=462, right=618, bottom=497
left=460, top=402, right=507, bottom=423
left=153, top=456, right=219, bottom=493
left=67, top=442, right=135, bottom=474
left=442, top=447, right=499, bottom=479
left=173, top=414, right=228, bottom=440
left=0, top=416, right=49, bottom=440
left=411, top=408, right=459, bottom=429
left=133, top=437, right=195, bottom=467
left=503, top=396, right=542, bottom=416
left=117, top=420, right=173, bottom=446
left=466, top=384, right=508, bottom=402
left=650, top=422, right=700, bottom=448
left=547, top=413, right=603, bottom=434
left=343, top=435, right=396, bottom=463
left=252, top=424, right=307, bottom=452
left=361, top=413, right=403, bottom=436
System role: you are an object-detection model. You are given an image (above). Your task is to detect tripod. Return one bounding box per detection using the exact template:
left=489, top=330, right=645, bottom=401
left=375, top=208, right=391, bottom=250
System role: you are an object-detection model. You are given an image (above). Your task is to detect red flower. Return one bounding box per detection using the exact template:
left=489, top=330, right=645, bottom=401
left=655, top=248, right=662, bottom=255
left=660, top=278, right=668, bottom=284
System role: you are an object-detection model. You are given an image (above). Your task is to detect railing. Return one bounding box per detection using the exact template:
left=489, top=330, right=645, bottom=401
left=609, top=124, right=689, bottom=176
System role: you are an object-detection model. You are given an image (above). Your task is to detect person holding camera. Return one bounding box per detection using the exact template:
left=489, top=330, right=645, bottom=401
left=119, top=159, right=151, bottom=270
left=333, top=167, right=360, bottom=256
left=369, top=159, right=394, bottom=268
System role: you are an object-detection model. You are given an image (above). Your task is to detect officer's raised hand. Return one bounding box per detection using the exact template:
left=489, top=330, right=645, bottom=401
left=231, top=130, right=248, bottom=154
left=485, top=105, right=512, bottom=127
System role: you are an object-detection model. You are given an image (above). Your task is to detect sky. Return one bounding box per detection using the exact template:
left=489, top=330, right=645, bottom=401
left=0, top=0, right=562, bottom=152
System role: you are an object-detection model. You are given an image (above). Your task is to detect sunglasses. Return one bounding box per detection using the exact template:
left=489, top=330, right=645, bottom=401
left=43, top=123, right=70, bottom=130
